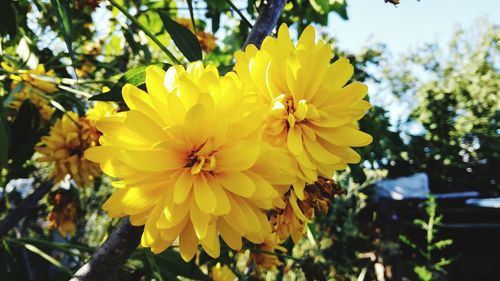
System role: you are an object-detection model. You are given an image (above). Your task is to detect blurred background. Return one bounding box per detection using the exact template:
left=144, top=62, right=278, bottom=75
left=0, top=0, right=499, bottom=280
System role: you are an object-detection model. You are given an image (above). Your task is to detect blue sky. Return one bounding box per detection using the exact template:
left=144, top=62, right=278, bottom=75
left=328, top=0, right=500, bottom=54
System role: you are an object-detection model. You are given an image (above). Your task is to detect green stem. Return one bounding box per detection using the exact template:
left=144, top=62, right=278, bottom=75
left=226, top=0, right=253, bottom=29
left=108, top=0, right=182, bottom=64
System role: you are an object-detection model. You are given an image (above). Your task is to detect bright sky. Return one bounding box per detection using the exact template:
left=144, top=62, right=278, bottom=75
left=328, top=0, right=500, bottom=54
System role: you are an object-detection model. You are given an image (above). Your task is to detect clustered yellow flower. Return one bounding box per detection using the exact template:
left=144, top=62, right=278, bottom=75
left=250, top=233, right=287, bottom=271
left=36, top=102, right=116, bottom=187
left=83, top=24, right=372, bottom=261
left=2, top=63, right=58, bottom=122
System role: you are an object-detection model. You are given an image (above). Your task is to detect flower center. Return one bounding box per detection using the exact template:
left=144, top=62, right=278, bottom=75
left=271, top=95, right=318, bottom=129
left=186, top=152, right=216, bottom=175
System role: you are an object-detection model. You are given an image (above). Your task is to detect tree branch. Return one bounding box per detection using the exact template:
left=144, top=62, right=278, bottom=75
left=244, top=0, right=287, bottom=48
left=70, top=218, right=143, bottom=281
left=0, top=181, right=53, bottom=238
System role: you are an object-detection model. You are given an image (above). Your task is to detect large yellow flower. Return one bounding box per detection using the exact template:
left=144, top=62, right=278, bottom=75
left=85, top=62, right=295, bottom=261
left=234, top=24, right=372, bottom=197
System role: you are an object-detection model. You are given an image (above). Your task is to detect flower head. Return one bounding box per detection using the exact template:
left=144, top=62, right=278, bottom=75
left=36, top=102, right=115, bottom=186
left=85, top=62, right=294, bottom=261
left=4, top=63, right=58, bottom=122
left=235, top=24, right=372, bottom=196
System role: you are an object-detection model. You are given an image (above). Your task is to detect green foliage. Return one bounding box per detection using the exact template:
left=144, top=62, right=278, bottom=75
left=399, top=197, right=454, bottom=281
left=383, top=20, right=500, bottom=193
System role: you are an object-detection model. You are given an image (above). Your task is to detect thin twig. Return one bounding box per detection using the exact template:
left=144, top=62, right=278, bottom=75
left=226, top=0, right=253, bottom=29
left=243, top=0, right=287, bottom=48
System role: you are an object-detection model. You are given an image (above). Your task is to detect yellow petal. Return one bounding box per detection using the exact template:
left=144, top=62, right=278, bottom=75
left=194, top=174, right=217, bottom=213
left=118, top=149, right=185, bottom=172
left=214, top=140, right=260, bottom=171
left=200, top=223, right=220, bottom=258
left=314, top=126, right=372, bottom=147
left=215, top=171, right=256, bottom=198
left=304, top=136, right=341, bottom=165
left=287, top=126, right=303, bottom=155
left=179, top=222, right=199, bottom=262
left=325, top=58, right=353, bottom=90
left=190, top=199, right=210, bottom=239
left=125, top=110, right=167, bottom=143
left=218, top=218, right=242, bottom=250
left=206, top=175, right=230, bottom=216
left=174, top=169, right=194, bottom=204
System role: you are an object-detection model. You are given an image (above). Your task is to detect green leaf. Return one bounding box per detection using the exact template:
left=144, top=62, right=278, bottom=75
left=7, top=99, right=41, bottom=179
left=159, top=14, right=202, bottom=62
left=310, top=0, right=329, bottom=14
left=51, top=0, right=74, bottom=63
left=90, top=63, right=171, bottom=102
left=153, top=249, right=209, bottom=280
left=414, top=266, right=433, bottom=281
left=399, top=234, right=417, bottom=250
left=23, top=243, right=72, bottom=276
left=0, top=0, right=16, bottom=38
left=2, top=81, right=25, bottom=108
left=433, top=239, right=453, bottom=250
left=186, top=0, right=196, bottom=32
left=330, top=0, right=348, bottom=20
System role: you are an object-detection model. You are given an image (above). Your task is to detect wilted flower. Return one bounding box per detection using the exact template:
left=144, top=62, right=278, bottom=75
left=235, top=24, right=372, bottom=197
left=270, top=177, right=341, bottom=243
left=250, top=233, right=287, bottom=271
left=85, top=62, right=295, bottom=261
left=46, top=189, right=82, bottom=238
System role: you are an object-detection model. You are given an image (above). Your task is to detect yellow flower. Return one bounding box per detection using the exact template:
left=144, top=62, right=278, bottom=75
left=234, top=24, right=372, bottom=197
left=211, top=263, right=237, bottom=281
left=10, top=90, right=54, bottom=122
left=3, top=63, right=58, bottom=122
left=36, top=102, right=115, bottom=186
left=86, top=101, right=118, bottom=122
left=250, top=233, right=287, bottom=271
left=85, top=62, right=295, bottom=261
